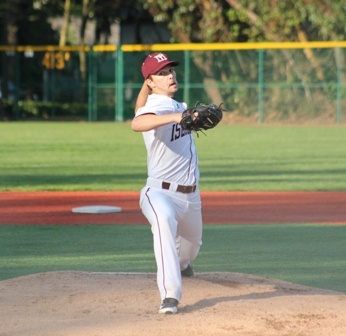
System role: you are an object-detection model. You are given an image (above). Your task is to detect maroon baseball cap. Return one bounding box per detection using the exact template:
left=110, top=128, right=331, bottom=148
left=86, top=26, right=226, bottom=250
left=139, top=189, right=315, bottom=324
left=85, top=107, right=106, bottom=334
left=141, top=52, right=180, bottom=79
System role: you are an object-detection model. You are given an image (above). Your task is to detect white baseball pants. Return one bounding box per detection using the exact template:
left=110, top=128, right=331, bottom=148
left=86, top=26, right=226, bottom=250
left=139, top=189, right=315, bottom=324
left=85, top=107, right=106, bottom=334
left=140, top=185, right=203, bottom=302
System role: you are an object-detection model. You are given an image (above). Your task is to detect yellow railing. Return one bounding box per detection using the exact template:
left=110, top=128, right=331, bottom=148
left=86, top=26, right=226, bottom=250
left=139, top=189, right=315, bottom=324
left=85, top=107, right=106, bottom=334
left=0, top=40, right=345, bottom=53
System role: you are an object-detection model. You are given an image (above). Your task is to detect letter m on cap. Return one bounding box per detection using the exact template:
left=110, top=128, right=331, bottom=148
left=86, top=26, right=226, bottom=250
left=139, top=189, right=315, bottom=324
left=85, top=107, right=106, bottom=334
left=154, top=53, right=168, bottom=63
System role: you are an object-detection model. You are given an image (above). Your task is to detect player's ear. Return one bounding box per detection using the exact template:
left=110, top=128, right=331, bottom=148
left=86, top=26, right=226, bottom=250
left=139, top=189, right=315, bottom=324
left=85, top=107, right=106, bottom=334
left=146, top=77, right=155, bottom=89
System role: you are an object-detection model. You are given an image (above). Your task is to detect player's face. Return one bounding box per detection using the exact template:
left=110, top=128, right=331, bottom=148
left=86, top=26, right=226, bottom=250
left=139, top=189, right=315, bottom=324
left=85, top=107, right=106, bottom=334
left=147, top=66, right=179, bottom=97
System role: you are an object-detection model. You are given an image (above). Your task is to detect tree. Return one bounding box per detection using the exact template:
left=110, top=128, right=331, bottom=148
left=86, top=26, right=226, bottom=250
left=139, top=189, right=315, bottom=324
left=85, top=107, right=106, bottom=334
left=141, top=0, right=345, bottom=43
left=141, top=0, right=345, bottom=107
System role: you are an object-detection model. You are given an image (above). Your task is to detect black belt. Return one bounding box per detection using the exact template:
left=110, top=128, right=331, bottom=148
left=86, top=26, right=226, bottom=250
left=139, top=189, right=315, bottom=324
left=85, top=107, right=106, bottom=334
left=162, top=182, right=196, bottom=194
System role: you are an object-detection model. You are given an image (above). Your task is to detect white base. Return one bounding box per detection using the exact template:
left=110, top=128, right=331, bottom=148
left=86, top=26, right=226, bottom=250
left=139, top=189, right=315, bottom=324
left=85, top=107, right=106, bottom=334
left=72, top=205, right=122, bottom=214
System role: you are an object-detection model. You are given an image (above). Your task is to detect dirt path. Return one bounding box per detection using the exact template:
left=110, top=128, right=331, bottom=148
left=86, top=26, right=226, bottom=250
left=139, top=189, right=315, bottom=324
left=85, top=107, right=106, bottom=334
left=1, top=191, right=346, bottom=225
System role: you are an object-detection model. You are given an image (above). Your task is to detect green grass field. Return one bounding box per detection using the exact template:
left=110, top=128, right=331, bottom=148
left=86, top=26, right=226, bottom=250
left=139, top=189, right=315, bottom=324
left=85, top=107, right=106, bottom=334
left=1, top=122, right=346, bottom=191
left=1, top=122, right=345, bottom=293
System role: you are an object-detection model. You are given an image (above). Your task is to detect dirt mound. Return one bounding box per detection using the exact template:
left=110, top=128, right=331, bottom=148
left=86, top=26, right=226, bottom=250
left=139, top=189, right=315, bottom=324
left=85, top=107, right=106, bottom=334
left=1, top=271, right=345, bottom=336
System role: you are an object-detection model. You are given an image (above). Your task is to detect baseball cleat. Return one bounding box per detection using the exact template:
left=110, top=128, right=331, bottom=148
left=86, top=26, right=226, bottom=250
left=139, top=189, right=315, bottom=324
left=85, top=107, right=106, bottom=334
left=181, top=263, right=194, bottom=277
left=159, top=298, right=179, bottom=314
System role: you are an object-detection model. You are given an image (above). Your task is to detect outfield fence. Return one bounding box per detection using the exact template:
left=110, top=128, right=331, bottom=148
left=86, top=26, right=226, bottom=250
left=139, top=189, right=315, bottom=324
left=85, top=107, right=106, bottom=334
left=0, top=42, right=345, bottom=123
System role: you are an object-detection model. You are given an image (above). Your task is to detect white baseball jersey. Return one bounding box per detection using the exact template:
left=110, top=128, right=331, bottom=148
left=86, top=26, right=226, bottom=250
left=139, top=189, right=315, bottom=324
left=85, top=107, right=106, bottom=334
left=136, top=94, right=199, bottom=186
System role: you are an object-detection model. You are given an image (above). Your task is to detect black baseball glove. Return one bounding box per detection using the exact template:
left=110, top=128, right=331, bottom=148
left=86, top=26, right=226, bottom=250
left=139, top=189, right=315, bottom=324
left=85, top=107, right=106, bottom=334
left=180, top=102, right=223, bottom=132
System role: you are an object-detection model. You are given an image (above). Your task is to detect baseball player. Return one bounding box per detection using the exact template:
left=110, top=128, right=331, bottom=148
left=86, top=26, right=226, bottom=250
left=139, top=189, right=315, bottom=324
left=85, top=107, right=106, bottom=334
left=131, top=52, right=203, bottom=314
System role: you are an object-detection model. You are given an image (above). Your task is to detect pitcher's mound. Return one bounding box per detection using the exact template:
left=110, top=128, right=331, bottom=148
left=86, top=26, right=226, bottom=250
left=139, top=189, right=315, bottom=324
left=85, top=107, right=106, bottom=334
left=1, top=271, right=345, bottom=336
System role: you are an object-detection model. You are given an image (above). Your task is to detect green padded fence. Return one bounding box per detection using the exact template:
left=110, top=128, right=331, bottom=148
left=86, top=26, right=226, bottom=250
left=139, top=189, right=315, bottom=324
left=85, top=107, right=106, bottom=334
left=0, top=42, right=345, bottom=123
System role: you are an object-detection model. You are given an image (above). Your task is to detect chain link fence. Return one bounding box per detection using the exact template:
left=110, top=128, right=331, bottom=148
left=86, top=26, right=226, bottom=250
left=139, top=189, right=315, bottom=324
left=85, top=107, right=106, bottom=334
left=0, top=42, right=345, bottom=124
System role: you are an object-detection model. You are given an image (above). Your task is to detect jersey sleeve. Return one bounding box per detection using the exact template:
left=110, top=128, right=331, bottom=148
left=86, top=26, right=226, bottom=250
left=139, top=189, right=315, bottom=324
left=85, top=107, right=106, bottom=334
left=136, top=95, right=183, bottom=117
